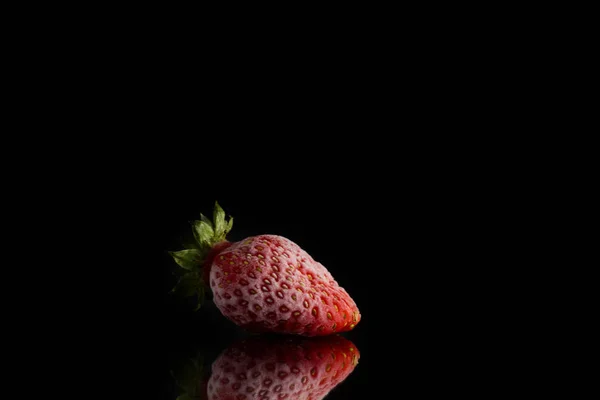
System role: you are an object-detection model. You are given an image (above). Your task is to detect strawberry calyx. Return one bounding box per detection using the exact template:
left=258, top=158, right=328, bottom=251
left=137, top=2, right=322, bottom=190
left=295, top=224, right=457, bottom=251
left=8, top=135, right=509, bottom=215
left=169, top=202, right=233, bottom=309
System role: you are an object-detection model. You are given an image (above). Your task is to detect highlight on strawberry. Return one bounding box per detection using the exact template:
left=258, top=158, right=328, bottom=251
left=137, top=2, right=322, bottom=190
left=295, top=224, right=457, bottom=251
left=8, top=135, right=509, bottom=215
left=174, top=335, right=360, bottom=400
left=169, top=202, right=361, bottom=336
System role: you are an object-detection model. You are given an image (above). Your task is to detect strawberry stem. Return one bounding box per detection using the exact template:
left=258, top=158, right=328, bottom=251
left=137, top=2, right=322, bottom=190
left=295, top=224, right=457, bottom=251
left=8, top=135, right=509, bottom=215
left=169, top=202, right=233, bottom=309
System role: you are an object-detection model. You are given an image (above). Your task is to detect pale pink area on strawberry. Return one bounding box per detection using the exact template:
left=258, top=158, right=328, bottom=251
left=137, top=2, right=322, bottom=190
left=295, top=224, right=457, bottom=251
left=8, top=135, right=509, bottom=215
left=209, top=234, right=360, bottom=336
left=202, top=240, right=233, bottom=284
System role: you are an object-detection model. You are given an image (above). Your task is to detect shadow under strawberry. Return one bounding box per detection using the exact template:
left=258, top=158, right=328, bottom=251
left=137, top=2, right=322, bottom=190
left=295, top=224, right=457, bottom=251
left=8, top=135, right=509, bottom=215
left=175, top=334, right=360, bottom=400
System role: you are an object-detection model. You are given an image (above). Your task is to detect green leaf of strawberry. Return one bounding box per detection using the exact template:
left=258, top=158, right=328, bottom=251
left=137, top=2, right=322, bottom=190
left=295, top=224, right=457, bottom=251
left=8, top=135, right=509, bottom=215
left=192, top=220, right=214, bottom=247
left=212, top=201, right=233, bottom=242
left=213, top=202, right=226, bottom=239
left=172, top=271, right=203, bottom=297
left=170, top=249, right=203, bottom=271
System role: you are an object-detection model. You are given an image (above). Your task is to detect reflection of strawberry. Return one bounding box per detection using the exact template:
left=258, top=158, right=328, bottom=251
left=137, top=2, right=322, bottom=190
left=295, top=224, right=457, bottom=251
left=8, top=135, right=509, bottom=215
left=207, top=335, right=359, bottom=400
left=170, top=202, right=361, bottom=336
left=172, top=354, right=208, bottom=400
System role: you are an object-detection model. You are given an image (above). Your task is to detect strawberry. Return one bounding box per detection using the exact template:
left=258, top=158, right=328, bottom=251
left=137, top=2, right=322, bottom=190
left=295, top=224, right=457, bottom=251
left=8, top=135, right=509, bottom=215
left=206, top=335, right=359, bottom=400
left=170, top=202, right=361, bottom=336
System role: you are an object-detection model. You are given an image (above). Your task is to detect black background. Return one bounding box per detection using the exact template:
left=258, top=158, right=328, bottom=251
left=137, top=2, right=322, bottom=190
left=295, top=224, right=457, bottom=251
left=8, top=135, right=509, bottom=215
left=10, top=15, right=534, bottom=398
left=70, top=142, right=509, bottom=398
left=30, top=107, right=518, bottom=399
left=39, top=134, right=513, bottom=399
left=112, top=158, right=500, bottom=398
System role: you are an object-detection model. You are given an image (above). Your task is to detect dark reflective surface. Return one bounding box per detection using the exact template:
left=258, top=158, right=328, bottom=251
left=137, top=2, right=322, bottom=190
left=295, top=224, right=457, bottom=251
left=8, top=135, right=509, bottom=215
left=172, top=333, right=361, bottom=400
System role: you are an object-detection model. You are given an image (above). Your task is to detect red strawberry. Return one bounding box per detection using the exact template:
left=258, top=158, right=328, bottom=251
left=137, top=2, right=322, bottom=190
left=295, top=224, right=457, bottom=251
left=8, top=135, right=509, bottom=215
left=207, top=335, right=359, bottom=400
left=170, top=202, right=361, bottom=336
